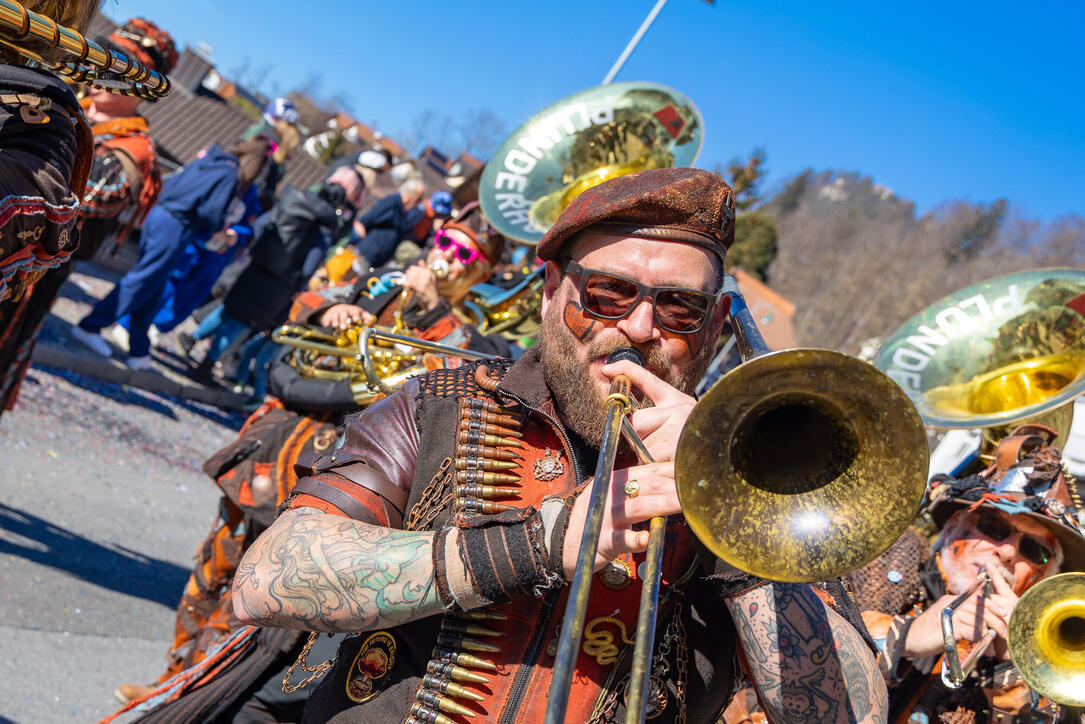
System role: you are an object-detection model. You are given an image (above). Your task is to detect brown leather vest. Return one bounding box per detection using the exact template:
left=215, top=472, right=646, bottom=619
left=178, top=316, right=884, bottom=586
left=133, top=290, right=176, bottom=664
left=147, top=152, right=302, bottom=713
left=302, top=352, right=740, bottom=724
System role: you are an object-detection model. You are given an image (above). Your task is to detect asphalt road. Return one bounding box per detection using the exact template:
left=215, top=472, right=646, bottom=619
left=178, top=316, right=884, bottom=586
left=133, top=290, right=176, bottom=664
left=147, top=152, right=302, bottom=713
left=0, top=364, right=244, bottom=723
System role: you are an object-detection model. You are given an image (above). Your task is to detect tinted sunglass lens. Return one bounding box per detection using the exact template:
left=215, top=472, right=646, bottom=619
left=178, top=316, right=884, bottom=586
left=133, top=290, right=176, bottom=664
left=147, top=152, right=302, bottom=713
left=435, top=232, right=452, bottom=250
left=977, top=516, right=1011, bottom=541
left=656, top=290, right=709, bottom=332
left=978, top=516, right=1052, bottom=566
left=583, top=274, right=640, bottom=317
left=456, top=246, right=474, bottom=263
left=1020, top=538, right=1052, bottom=566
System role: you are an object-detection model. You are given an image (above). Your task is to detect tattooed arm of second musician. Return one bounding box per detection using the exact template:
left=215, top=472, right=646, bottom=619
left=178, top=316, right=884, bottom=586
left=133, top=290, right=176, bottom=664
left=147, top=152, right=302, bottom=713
left=232, top=507, right=444, bottom=632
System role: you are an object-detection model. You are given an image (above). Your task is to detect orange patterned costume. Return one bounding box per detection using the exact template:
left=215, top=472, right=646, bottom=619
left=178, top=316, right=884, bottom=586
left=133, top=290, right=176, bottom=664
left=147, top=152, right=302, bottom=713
left=158, top=401, right=336, bottom=681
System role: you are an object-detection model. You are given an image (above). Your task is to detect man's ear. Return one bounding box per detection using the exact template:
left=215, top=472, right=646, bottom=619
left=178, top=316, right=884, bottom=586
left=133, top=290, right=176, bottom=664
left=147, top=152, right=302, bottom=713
left=540, top=260, right=563, bottom=318
left=708, top=291, right=731, bottom=341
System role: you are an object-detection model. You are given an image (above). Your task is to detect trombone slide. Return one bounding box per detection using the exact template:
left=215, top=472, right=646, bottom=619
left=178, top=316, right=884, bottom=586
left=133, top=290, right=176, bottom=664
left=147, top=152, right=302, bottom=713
left=545, top=354, right=642, bottom=724
left=940, top=570, right=995, bottom=688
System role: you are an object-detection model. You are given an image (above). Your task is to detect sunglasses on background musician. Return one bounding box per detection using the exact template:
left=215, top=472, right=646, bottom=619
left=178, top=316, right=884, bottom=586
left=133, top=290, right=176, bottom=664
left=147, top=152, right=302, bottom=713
left=973, top=513, right=1055, bottom=567
left=434, top=229, right=484, bottom=266
left=562, top=259, right=728, bottom=335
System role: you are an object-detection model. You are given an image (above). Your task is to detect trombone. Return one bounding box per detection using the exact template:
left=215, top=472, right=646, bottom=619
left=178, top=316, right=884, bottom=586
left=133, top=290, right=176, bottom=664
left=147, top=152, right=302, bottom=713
left=546, top=277, right=930, bottom=723
left=0, top=0, right=171, bottom=99
left=940, top=569, right=998, bottom=688
left=941, top=571, right=1085, bottom=713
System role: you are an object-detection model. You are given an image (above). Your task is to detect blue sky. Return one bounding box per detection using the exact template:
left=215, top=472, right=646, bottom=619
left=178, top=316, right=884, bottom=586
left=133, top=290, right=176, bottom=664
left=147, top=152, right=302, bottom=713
left=104, top=0, right=1084, bottom=219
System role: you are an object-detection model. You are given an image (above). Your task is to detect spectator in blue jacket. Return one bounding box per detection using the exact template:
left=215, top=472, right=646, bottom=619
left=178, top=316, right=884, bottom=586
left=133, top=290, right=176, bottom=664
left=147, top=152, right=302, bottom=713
left=71, top=137, right=272, bottom=369
left=195, top=164, right=368, bottom=382
left=351, top=177, right=424, bottom=269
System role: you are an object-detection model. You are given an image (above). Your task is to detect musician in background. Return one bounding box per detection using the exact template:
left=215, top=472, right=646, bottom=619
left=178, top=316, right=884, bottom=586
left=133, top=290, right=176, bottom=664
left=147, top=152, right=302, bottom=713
left=0, top=1, right=96, bottom=412
left=293, top=200, right=509, bottom=369
left=108, top=205, right=509, bottom=720
left=0, top=1, right=94, bottom=303
left=233, top=168, right=885, bottom=723
left=2, top=18, right=176, bottom=418
left=841, top=426, right=1085, bottom=723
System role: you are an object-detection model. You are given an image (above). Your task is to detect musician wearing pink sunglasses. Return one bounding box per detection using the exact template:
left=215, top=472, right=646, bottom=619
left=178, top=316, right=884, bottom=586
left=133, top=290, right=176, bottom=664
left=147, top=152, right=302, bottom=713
left=316, top=202, right=503, bottom=337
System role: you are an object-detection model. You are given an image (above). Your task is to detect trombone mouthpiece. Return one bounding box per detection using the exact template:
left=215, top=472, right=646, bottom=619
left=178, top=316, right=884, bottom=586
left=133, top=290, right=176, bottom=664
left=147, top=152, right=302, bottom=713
left=431, top=259, right=450, bottom=279
left=607, top=347, right=645, bottom=368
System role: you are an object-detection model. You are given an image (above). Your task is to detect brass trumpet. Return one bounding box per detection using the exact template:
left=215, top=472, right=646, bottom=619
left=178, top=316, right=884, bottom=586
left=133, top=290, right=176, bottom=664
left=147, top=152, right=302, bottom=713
left=0, top=0, right=171, bottom=99
left=271, top=322, right=495, bottom=407
left=939, top=569, right=999, bottom=688
left=546, top=277, right=930, bottom=723
left=940, top=571, right=1085, bottom=710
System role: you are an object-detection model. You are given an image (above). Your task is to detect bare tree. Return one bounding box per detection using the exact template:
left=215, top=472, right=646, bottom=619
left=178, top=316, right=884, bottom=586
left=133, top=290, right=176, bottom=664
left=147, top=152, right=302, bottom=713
left=398, top=109, right=447, bottom=156
left=764, top=169, right=1085, bottom=354
left=458, top=108, right=506, bottom=160
left=229, top=56, right=251, bottom=84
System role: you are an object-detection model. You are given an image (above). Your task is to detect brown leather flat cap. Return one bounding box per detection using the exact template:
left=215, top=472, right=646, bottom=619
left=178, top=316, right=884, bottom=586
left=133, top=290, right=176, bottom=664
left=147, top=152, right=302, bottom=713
left=536, top=167, right=736, bottom=263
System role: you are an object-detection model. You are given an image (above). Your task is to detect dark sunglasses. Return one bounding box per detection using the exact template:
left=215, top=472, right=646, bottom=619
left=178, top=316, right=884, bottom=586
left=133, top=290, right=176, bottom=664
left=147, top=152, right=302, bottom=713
left=562, top=259, right=726, bottom=335
left=974, top=514, right=1054, bottom=567
left=434, top=229, right=483, bottom=266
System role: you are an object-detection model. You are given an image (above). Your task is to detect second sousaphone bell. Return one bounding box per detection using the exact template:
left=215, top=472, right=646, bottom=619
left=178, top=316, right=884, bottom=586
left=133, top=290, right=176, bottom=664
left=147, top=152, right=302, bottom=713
left=874, top=268, right=1085, bottom=447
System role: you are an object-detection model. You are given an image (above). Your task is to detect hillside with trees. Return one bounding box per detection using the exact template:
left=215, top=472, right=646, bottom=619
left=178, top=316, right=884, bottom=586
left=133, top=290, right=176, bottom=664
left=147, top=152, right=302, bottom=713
left=754, top=170, right=1084, bottom=353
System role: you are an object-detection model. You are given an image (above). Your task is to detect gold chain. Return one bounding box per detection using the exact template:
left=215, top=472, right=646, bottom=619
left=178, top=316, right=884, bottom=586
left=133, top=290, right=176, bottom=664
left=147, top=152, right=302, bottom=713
left=1064, top=462, right=1083, bottom=511
left=282, top=631, right=335, bottom=693
left=672, top=600, right=689, bottom=724
left=404, top=457, right=454, bottom=532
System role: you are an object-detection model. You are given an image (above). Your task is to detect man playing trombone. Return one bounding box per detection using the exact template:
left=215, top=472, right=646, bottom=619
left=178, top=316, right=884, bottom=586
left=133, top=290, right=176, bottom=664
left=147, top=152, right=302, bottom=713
left=846, top=426, right=1085, bottom=723
left=233, top=168, right=886, bottom=723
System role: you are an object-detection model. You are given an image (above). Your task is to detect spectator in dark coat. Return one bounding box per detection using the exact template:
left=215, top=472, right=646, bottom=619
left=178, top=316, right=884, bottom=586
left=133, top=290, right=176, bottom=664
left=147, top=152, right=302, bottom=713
left=71, top=138, right=272, bottom=368
left=197, top=165, right=368, bottom=376
left=351, top=177, right=425, bottom=269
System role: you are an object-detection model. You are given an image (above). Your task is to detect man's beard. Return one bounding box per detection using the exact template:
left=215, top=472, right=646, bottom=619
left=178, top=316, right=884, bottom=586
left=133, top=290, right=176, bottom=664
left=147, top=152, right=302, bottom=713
left=539, top=309, right=715, bottom=448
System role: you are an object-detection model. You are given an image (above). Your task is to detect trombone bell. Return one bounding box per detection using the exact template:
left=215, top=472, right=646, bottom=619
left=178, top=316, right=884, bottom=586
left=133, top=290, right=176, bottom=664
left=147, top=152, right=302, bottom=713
left=676, top=349, right=929, bottom=582
left=1009, top=572, right=1085, bottom=707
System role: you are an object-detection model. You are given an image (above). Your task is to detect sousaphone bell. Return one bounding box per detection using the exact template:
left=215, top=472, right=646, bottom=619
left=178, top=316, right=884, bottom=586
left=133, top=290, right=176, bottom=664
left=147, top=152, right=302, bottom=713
left=874, top=268, right=1085, bottom=449
left=479, top=81, right=702, bottom=245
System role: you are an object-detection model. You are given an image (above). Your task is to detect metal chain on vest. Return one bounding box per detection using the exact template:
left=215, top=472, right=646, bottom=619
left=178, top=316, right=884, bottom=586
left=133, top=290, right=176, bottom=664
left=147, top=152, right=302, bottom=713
left=282, top=631, right=335, bottom=693
left=404, top=457, right=455, bottom=532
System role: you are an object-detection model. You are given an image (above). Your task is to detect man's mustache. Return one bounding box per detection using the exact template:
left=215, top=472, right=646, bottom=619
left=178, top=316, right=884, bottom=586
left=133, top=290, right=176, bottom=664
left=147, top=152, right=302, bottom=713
left=584, top=337, right=669, bottom=379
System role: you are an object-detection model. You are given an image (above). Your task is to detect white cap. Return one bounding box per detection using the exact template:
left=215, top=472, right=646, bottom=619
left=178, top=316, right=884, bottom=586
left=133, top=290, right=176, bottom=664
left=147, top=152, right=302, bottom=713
left=358, top=150, right=388, bottom=169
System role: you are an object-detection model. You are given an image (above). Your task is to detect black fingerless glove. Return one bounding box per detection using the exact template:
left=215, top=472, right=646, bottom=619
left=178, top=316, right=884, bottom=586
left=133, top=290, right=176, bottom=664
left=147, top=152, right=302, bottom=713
left=434, top=496, right=572, bottom=610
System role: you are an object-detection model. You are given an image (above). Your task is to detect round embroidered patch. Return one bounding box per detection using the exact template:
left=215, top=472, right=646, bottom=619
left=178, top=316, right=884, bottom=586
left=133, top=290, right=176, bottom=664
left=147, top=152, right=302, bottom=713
left=345, top=631, right=397, bottom=703
left=624, top=674, right=669, bottom=719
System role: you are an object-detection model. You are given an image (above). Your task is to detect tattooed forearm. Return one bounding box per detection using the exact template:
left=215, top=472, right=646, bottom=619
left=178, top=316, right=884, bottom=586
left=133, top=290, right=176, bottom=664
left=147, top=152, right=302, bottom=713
left=727, top=583, right=888, bottom=724
left=232, top=507, right=444, bottom=632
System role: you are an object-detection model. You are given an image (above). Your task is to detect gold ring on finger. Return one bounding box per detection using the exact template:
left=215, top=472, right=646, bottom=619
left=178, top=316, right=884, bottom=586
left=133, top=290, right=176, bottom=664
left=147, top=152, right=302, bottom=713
left=623, top=479, right=640, bottom=499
